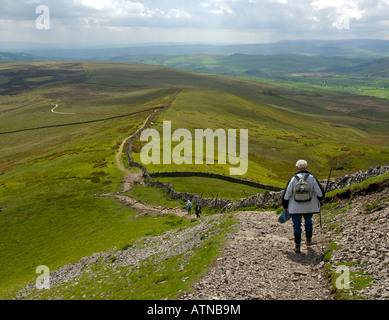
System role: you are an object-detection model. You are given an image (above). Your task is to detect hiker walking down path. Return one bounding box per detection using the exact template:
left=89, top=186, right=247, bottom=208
left=185, top=200, right=192, bottom=214
left=281, top=160, right=325, bottom=253
left=195, top=204, right=202, bottom=218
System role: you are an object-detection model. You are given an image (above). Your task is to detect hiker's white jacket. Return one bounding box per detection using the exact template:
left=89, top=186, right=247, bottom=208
left=282, top=171, right=325, bottom=214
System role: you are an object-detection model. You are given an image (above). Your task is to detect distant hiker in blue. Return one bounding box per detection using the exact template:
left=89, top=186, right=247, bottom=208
left=185, top=200, right=192, bottom=214
left=282, top=160, right=325, bottom=253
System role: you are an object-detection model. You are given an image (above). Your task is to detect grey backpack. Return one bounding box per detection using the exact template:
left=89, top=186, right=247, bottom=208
left=293, top=173, right=312, bottom=202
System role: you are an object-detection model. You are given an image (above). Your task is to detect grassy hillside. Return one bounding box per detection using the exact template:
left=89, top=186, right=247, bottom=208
left=122, top=54, right=364, bottom=75
left=126, top=63, right=388, bottom=183
left=2, top=61, right=388, bottom=184
left=0, top=60, right=388, bottom=299
left=117, top=54, right=389, bottom=100
left=350, top=58, right=389, bottom=77
left=0, top=61, right=192, bottom=297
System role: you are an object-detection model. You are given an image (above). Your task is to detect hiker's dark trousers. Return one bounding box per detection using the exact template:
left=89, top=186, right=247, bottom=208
left=291, top=214, right=313, bottom=234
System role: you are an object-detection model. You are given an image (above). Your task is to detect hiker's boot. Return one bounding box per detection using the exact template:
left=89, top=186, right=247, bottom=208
left=306, top=231, right=313, bottom=246
left=294, top=233, right=301, bottom=253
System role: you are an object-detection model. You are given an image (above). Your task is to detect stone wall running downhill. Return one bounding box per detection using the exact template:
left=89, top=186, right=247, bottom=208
left=223, top=166, right=389, bottom=212
left=124, top=91, right=389, bottom=212
left=131, top=155, right=388, bottom=212
left=324, top=166, right=389, bottom=192
left=150, top=171, right=283, bottom=192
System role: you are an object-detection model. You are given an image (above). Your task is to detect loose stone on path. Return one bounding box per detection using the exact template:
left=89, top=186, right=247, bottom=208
left=179, top=211, right=332, bottom=300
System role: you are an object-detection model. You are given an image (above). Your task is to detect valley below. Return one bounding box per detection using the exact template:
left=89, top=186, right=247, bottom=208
left=0, top=59, right=388, bottom=301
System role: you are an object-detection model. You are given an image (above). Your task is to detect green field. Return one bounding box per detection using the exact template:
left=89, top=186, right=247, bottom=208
left=121, top=54, right=389, bottom=99
left=0, top=60, right=388, bottom=299
left=0, top=61, right=197, bottom=298
left=152, top=176, right=267, bottom=201
left=130, top=70, right=389, bottom=184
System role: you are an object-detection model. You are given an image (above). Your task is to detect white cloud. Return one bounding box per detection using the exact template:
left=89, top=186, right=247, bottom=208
left=311, top=0, right=364, bottom=19
left=74, top=0, right=114, bottom=10
left=210, top=4, right=234, bottom=15
left=166, top=8, right=190, bottom=19
left=73, top=0, right=153, bottom=18
left=0, top=0, right=388, bottom=45
left=268, top=0, right=288, bottom=3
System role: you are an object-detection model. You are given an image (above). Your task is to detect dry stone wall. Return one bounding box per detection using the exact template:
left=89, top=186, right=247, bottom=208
left=129, top=151, right=388, bottom=212
left=223, top=166, right=389, bottom=212
left=150, top=171, right=283, bottom=192
left=125, top=92, right=389, bottom=212
left=324, top=166, right=389, bottom=191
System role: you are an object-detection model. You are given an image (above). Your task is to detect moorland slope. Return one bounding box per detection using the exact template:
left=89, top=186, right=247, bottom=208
left=0, top=61, right=388, bottom=300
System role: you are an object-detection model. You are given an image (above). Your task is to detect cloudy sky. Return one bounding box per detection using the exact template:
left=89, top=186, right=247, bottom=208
left=1, top=0, right=389, bottom=46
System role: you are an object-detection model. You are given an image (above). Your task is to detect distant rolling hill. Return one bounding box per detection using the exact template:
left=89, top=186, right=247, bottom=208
left=349, top=58, right=389, bottom=77
left=0, top=52, right=38, bottom=62
left=1, top=61, right=388, bottom=183
left=153, top=55, right=388, bottom=98
left=114, top=53, right=367, bottom=76
left=1, top=38, right=389, bottom=61
left=111, top=53, right=389, bottom=98
left=1, top=39, right=389, bottom=99
left=113, top=53, right=389, bottom=78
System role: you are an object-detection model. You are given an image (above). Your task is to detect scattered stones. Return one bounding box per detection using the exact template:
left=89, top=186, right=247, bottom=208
left=325, top=166, right=389, bottom=192
left=14, top=214, right=224, bottom=300
left=13, top=165, right=389, bottom=300
left=179, top=211, right=332, bottom=300
left=323, top=188, right=389, bottom=300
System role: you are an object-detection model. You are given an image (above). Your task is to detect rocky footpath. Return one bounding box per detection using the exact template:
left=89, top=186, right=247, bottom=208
left=14, top=167, right=389, bottom=300
left=179, top=175, right=389, bottom=301
left=179, top=211, right=331, bottom=300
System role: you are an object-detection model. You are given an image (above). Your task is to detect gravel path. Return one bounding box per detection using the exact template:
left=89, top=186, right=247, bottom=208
left=15, top=189, right=388, bottom=300
left=179, top=211, right=332, bottom=300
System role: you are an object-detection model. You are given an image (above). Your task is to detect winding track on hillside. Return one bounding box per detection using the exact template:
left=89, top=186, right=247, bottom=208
left=100, top=90, right=333, bottom=300
left=14, top=88, right=336, bottom=300
left=51, top=104, right=75, bottom=115
left=98, top=90, right=194, bottom=218
left=10, top=80, right=387, bottom=301
left=0, top=105, right=164, bottom=135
